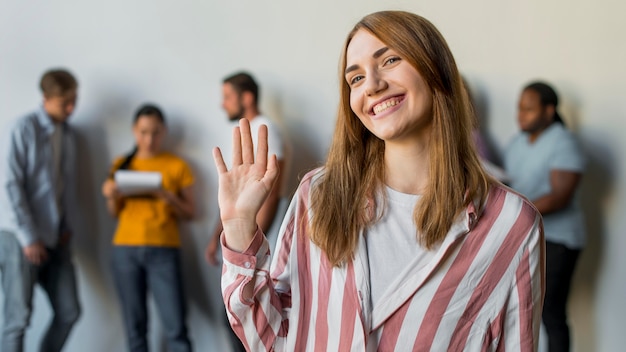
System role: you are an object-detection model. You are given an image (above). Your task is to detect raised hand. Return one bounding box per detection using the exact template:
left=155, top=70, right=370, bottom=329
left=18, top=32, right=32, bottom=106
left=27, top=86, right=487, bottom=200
left=213, top=118, right=279, bottom=251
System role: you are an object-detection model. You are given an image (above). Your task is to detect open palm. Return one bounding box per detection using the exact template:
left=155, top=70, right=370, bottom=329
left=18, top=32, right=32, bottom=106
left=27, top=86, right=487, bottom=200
left=212, top=118, right=279, bottom=251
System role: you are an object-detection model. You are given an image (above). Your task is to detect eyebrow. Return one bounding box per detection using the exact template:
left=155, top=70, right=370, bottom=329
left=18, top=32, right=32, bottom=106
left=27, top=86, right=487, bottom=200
left=344, top=46, right=390, bottom=75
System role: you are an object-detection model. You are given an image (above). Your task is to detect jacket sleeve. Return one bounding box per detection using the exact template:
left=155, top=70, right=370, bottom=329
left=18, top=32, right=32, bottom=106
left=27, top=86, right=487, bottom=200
left=2, top=122, right=38, bottom=247
left=221, top=184, right=303, bottom=351
left=500, top=212, right=545, bottom=352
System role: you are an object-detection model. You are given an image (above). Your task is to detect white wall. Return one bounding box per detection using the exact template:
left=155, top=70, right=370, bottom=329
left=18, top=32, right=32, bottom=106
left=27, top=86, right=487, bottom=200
left=0, top=0, right=623, bottom=351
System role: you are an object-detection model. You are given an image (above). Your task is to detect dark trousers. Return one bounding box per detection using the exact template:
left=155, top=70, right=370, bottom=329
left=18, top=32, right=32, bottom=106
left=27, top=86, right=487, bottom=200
left=112, top=246, right=192, bottom=352
left=543, top=241, right=580, bottom=352
left=0, top=231, right=81, bottom=352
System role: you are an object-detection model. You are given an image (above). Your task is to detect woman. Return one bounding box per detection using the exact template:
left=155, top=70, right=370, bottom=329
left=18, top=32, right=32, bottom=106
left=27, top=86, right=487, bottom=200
left=505, top=82, right=585, bottom=352
left=214, top=11, right=544, bottom=351
left=102, top=104, right=194, bottom=352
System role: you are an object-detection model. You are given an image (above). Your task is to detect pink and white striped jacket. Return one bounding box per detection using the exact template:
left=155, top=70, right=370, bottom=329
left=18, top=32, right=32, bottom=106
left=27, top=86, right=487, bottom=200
left=221, top=170, right=545, bottom=352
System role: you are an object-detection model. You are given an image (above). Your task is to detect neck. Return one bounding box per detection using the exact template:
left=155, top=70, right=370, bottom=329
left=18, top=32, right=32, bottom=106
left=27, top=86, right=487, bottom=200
left=242, top=107, right=260, bottom=121
left=43, top=108, right=63, bottom=124
left=135, top=150, right=160, bottom=159
left=527, top=122, right=552, bottom=143
left=48, top=116, right=63, bottom=124
left=384, top=137, right=430, bottom=195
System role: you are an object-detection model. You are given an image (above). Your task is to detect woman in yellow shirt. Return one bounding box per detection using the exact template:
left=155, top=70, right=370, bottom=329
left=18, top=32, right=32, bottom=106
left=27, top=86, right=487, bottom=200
left=102, top=104, right=195, bottom=352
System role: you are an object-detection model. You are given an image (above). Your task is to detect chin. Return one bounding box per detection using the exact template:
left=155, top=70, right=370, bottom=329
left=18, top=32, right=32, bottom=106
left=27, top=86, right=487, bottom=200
left=55, top=115, right=70, bottom=123
left=520, top=126, right=532, bottom=133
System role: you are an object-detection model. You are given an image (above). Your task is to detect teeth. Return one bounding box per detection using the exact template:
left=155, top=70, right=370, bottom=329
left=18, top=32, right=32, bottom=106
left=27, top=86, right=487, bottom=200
left=373, top=98, right=400, bottom=115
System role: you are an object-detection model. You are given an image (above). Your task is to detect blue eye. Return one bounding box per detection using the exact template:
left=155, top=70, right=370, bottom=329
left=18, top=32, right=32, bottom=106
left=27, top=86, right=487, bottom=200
left=384, top=57, right=401, bottom=65
left=350, top=76, right=364, bottom=85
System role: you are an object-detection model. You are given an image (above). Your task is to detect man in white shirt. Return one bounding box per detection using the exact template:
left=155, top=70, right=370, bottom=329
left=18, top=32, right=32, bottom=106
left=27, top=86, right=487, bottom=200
left=205, top=72, right=286, bottom=352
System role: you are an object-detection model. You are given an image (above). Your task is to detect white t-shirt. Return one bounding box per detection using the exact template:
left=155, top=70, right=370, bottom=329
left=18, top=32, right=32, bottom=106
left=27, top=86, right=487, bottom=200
left=365, top=186, right=435, bottom=307
left=248, top=115, right=284, bottom=160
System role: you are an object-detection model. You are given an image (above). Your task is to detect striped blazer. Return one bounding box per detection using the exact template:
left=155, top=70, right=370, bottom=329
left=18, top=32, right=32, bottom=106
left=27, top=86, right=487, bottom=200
left=221, top=170, right=545, bottom=351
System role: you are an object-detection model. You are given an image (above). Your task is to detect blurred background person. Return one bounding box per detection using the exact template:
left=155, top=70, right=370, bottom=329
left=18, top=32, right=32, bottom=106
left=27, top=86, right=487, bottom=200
left=0, top=68, right=82, bottom=352
left=102, top=104, right=195, bottom=352
left=205, top=71, right=286, bottom=266
left=204, top=72, right=287, bottom=352
left=505, top=81, right=585, bottom=352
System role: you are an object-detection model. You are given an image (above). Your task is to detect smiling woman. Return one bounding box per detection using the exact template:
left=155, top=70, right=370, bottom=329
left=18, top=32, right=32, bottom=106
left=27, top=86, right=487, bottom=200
left=214, top=11, right=545, bottom=351
left=345, top=30, right=433, bottom=145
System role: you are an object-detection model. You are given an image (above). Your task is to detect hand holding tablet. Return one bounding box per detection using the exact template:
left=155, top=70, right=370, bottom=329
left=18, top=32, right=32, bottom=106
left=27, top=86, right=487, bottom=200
left=114, top=170, right=162, bottom=196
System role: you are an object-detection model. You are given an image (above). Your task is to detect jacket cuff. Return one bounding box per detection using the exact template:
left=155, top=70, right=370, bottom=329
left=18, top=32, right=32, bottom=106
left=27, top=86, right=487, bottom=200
left=221, top=228, right=265, bottom=269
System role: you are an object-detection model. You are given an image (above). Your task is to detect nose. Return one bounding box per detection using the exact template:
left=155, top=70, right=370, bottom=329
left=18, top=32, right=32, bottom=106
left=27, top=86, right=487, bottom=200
left=365, top=72, right=387, bottom=96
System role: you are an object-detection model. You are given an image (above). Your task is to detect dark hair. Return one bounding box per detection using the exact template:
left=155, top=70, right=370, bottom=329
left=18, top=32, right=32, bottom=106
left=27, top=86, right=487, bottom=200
left=40, top=69, right=78, bottom=97
left=523, top=81, right=565, bottom=126
left=116, top=104, right=166, bottom=171
left=223, top=71, right=259, bottom=105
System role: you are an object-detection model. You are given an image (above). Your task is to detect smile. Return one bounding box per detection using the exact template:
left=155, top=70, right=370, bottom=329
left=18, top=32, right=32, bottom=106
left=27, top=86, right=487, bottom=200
left=371, top=96, right=404, bottom=115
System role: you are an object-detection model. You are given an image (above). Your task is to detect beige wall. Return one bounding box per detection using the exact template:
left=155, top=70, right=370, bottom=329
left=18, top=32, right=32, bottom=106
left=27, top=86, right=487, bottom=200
left=0, top=1, right=623, bottom=351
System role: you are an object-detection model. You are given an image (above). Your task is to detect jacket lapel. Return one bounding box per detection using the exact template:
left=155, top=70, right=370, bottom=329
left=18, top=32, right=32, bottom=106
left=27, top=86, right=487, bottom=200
left=368, top=203, right=479, bottom=330
left=353, top=229, right=373, bottom=331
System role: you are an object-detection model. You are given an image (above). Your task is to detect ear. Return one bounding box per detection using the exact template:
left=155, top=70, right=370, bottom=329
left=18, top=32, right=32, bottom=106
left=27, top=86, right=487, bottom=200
left=241, top=91, right=255, bottom=108
left=545, top=104, right=556, bottom=121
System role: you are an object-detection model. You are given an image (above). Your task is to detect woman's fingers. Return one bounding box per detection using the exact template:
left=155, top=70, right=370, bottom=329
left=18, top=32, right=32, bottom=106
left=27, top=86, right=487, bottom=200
left=231, top=126, right=242, bottom=166
left=213, top=147, right=228, bottom=174
left=219, top=120, right=275, bottom=180
left=239, top=118, right=255, bottom=164
left=255, top=124, right=269, bottom=169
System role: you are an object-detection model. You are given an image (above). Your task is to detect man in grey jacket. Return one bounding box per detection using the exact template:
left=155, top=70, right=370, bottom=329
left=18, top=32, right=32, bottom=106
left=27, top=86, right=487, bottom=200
left=0, top=68, right=81, bottom=352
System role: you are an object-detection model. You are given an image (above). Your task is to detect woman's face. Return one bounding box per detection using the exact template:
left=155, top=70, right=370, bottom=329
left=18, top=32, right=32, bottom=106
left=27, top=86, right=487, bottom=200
left=345, top=29, right=433, bottom=144
left=517, top=89, right=552, bottom=133
left=132, top=114, right=166, bottom=155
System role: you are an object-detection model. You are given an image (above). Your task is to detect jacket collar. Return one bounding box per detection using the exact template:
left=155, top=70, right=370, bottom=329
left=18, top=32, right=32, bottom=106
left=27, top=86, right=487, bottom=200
left=36, top=105, right=67, bottom=135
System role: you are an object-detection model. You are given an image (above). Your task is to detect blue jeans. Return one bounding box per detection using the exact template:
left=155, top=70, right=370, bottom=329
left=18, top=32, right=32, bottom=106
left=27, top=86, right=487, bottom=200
left=0, top=231, right=81, bottom=352
left=112, top=246, right=192, bottom=352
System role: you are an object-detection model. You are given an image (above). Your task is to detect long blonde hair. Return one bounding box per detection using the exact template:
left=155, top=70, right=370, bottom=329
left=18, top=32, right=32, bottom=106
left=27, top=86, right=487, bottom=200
left=309, top=11, right=491, bottom=267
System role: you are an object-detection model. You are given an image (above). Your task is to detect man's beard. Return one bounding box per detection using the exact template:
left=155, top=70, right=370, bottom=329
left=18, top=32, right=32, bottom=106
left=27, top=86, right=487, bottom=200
left=228, top=105, right=245, bottom=121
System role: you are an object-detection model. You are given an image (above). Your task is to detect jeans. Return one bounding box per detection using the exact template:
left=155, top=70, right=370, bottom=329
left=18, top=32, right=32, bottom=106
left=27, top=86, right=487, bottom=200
left=0, top=231, right=81, bottom=352
left=112, top=246, right=192, bottom=352
left=543, top=241, right=580, bottom=352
